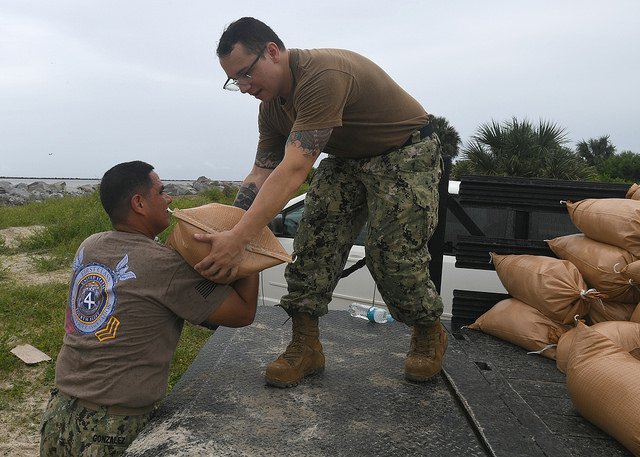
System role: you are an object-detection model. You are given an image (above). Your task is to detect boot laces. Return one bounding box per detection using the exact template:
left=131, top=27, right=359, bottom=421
left=281, top=333, right=307, bottom=363
left=279, top=314, right=319, bottom=364
left=412, top=326, right=439, bottom=357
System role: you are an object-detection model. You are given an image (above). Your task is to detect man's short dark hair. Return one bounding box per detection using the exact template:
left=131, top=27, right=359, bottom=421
left=216, top=17, right=285, bottom=57
left=99, top=161, right=154, bottom=225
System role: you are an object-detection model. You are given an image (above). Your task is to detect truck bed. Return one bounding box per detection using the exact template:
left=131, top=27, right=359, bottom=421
left=124, top=306, right=631, bottom=457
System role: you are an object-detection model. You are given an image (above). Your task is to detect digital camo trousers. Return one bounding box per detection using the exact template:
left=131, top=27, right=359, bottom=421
left=280, top=135, right=444, bottom=326
left=40, top=389, right=152, bottom=457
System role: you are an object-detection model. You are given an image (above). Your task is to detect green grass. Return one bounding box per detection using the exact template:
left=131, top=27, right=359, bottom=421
left=0, top=282, right=68, bottom=407
left=0, top=188, right=238, bottom=416
left=0, top=262, right=8, bottom=282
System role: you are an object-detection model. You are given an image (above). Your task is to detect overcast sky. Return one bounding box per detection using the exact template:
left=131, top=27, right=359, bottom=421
left=1, top=0, right=639, bottom=180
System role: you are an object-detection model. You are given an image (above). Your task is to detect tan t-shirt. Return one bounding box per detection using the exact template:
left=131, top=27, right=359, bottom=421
left=258, top=48, right=429, bottom=159
left=55, top=231, right=231, bottom=408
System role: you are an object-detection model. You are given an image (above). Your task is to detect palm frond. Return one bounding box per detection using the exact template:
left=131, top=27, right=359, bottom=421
left=537, top=119, right=568, bottom=149
left=461, top=140, right=499, bottom=175
left=473, top=120, right=504, bottom=152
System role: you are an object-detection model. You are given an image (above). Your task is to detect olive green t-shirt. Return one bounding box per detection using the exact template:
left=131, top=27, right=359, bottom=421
left=55, top=231, right=231, bottom=408
left=258, top=48, right=429, bottom=159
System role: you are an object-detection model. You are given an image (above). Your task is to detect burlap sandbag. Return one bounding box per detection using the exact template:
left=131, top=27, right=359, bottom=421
left=491, top=253, right=597, bottom=324
left=566, top=321, right=640, bottom=455
left=588, top=299, right=636, bottom=324
left=165, top=203, right=292, bottom=278
left=556, top=320, right=640, bottom=373
left=468, top=298, right=570, bottom=359
left=626, top=183, right=640, bottom=200
left=618, top=259, right=640, bottom=287
left=547, top=234, right=639, bottom=303
left=565, top=198, right=640, bottom=257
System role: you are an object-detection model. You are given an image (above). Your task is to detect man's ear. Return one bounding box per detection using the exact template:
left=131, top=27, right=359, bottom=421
left=266, top=42, right=280, bottom=63
left=131, top=194, right=145, bottom=215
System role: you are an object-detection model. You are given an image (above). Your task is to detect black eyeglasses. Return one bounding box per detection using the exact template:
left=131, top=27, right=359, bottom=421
left=223, top=46, right=266, bottom=91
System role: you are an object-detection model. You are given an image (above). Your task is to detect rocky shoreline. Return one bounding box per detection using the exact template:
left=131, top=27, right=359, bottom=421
left=0, top=176, right=240, bottom=206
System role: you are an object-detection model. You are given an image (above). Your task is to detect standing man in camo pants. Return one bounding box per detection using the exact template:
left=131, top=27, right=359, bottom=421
left=195, top=17, right=447, bottom=387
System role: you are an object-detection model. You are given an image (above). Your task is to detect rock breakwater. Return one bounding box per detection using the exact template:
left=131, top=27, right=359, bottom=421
left=0, top=176, right=240, bottom=206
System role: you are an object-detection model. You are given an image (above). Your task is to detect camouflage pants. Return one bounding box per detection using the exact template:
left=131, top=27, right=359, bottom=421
left=280, top=135, right=444, bottom=326
left=40, top=389, right=152, bottom=457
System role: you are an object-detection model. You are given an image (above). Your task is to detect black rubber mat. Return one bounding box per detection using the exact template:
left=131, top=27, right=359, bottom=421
left=125, top=307, right=487, bottom=456
left=125, top=307, right=632, bottom=457
left=447, top=324, right=632, bottom=457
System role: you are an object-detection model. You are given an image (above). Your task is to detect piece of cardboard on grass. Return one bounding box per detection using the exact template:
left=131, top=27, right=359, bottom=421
left=11, top=344, right=51, bottom=364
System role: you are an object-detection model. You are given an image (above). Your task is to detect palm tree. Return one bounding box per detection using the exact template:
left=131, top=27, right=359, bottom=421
left=576, top=135, right=616, bottom=166
left=540, top=147, right=599, bottom=180
left=431, top=116, right=462, bottom=160
left=453, top=117, right=596, bottom=180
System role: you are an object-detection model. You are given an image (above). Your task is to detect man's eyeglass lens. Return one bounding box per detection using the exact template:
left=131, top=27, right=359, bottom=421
left=223, top=47, right=265, bottom=91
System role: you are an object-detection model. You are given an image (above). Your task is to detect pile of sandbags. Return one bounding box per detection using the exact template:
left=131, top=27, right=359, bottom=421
left=547, top=233, right=638, bottom=323
left=554, top=196, right=640, bottom=323
left=467, top=296, right=569, bottom=359
left=470, top=186, right=640, bottom=357
left=556, top=320, right=640, bottom=373
left=467, top=184, right=640, bottom=455
left=468, top=253, right=594, bottom=358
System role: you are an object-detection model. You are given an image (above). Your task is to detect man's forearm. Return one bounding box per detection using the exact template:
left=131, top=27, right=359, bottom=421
left=233, top=273, right=259, bottom=305
left=233, top=182, right=258, bottom=210
left=232, top=130, right=328, bottom=243
left=232, top=160, right=310, bottom=244
left=234, top=150, right=283, bottom=210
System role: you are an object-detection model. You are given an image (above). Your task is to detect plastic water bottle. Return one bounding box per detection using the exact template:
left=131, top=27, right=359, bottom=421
left=349, top=303, right=394, bottom=323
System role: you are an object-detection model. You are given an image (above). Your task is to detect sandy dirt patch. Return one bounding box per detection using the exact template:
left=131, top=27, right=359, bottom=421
left=1, top=253, right=70, bottom=285
left=0, top=226, right=70, bottom=285
left=0, top=226, right=46, bottom=249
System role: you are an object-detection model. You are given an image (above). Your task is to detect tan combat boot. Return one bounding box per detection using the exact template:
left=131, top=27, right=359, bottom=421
left=405, top=319, right=448, bottom=382
left=265, top=312, right=325, bottom=388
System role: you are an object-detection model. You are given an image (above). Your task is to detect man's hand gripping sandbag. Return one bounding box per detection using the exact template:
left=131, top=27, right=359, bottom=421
left=166, top=203, right=292, bottom=279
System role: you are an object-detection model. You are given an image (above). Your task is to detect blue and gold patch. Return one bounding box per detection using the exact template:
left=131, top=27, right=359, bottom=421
left=69, top=263, right=116, bottom=334
left=67, top=248, right=136, bottom=340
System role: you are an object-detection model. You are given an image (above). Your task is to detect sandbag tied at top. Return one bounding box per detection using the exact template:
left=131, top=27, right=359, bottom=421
left=467, top=297, right=571, bottom=360
left=565, top=198, right=640, bottom=257
left=165, top=203, right=292, bottom=279
left=491, top=253, right=599, bottom=325
left=617, top=259, right=640, bottom=287
left=556, top=320, right=640, bottom=374
left=547, top=233, right=639, bottom=304
left=625, top=183, right=640, bottom=200
left=566, top=321, right=640, bottom=456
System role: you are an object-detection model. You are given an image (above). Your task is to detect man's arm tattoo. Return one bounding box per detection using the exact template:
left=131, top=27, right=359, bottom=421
left=233, top=182, right=258, bottom=210
left=255, top=150, right=283, bottom=170
left=287, top=128, right=332, bottom=160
